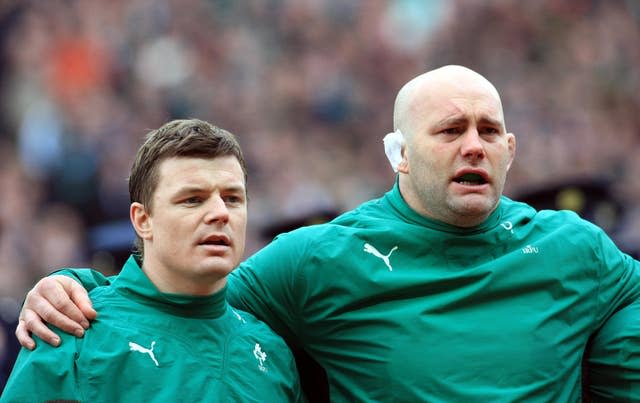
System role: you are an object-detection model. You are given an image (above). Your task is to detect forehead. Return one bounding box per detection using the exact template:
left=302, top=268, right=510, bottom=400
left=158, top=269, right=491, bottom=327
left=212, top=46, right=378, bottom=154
left=414, top=79, right=504, bottom=123
left=156, top=155, right=245, bottom=191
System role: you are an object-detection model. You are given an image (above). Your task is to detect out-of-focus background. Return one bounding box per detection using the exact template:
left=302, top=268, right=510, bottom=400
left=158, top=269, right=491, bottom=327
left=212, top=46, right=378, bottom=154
left=1, top=0, right=639, bottom=389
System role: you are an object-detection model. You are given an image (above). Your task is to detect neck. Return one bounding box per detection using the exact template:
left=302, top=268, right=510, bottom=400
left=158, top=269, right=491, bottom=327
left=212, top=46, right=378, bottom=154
left=398, top=178, right=495, bottom=228
left=140, top=254, right=227, bottom=296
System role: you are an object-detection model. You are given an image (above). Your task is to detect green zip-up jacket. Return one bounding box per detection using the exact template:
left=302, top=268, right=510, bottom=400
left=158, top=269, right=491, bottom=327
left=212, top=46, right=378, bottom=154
left=228, top=183, right=640, bottom=402
left=1, top=256, right=303, bottom=403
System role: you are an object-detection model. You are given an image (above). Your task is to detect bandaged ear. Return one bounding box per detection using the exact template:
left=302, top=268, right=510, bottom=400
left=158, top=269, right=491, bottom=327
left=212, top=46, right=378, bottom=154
left=383, top=129, right=405, bottom=172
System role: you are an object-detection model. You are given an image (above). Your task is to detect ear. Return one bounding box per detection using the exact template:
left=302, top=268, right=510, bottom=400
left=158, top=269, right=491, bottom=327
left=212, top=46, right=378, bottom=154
left=397, top=143, right=409, bottom=174
left=506, top=132, right=516, bottom=170
left=130, top=202, right=153, bottom=241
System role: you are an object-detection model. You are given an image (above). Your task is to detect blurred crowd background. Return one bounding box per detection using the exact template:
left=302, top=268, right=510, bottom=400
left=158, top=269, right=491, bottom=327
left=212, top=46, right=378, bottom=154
left=1, top=0, right=639, bottom=388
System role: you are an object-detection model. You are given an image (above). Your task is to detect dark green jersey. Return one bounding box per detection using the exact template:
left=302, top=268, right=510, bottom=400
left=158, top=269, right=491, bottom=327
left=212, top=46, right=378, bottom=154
left=228, top=183, right=640, bottom=402
left=1, top=256, right=303, bottom=403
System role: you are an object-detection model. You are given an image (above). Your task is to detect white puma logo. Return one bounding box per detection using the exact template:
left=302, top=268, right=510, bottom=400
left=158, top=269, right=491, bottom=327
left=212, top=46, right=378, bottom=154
left=129, top=341, right=159, bottom=367
left=364, top=243, right=398, bottom=271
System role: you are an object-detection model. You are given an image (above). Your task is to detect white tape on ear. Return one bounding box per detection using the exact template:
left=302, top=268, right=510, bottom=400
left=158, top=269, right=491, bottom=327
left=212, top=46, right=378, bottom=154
left=383, top=129, right=405, bottom=172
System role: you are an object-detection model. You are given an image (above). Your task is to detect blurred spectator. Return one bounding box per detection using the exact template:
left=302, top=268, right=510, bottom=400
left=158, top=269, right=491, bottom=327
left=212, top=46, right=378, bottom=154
left=0, top=296, right=20, bottom=392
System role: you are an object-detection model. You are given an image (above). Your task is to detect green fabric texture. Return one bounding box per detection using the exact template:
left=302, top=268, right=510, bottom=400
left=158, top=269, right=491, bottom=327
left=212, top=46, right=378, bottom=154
left=2, top=256, right=303, bottom=402
left=587, top=296, right=640, bottom=402
left=227, top=183, right=640, bottom=402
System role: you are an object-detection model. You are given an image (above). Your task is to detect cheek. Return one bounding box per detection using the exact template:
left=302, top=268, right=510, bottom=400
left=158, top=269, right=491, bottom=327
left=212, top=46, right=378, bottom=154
left=154, top=213, right=191, bottom=239
left=408, top=144, right=433, bottom=169
left=234, top=213, right=248, bottom=235
left=413, top=151, right=443, bottom=175
left=232, top=212, right=248, bottom=244
left=498, top=148, right=514, bottom=171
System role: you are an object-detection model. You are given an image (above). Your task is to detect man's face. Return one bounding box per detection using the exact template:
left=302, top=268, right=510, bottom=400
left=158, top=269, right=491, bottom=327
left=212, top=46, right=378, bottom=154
left=399, top=78, right=515, bottom=227
left=137, top=155, right=247, bottom=295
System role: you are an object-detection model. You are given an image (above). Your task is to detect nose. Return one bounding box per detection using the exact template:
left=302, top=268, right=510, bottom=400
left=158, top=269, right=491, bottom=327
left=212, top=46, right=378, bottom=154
left=204, top=196, right=230, bottom=224
left=460, top=127, right=485, bottom=162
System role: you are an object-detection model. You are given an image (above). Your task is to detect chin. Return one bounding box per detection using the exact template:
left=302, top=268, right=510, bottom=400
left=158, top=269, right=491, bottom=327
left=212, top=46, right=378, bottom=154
left=453, top=195, right=497, bottom=217
left=197, top=258, right=236, bottom=275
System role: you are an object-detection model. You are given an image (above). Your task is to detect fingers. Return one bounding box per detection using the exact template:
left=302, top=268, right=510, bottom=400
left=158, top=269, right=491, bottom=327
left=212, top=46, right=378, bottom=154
left=15, top=320, right=37, bottom=350
left=39, top=276, right=92, bottom=333
left=19, top=276, right=93, bottom=347
left=16, top=310, right=61, bottom=349
left=68, top=279, right=97, bottom=322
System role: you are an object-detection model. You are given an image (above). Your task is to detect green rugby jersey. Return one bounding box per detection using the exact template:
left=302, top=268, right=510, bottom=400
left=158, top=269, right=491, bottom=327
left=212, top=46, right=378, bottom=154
left=1, top=256, right=303, bottom=403
left=228, top=183, right=640, bottom=402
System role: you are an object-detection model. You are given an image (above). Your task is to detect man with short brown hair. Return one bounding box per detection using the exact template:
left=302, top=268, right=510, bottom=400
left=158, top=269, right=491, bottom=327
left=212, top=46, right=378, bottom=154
left=2, top=119, right=302, bottom=402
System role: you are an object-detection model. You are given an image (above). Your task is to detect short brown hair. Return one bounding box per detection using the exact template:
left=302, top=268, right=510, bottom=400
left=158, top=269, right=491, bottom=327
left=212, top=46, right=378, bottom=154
left=129, top=118, right=247, bottom=256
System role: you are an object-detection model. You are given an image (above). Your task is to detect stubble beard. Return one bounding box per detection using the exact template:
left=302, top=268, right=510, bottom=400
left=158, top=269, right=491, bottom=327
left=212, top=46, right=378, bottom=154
left=446, top=192, right=499, bottom=227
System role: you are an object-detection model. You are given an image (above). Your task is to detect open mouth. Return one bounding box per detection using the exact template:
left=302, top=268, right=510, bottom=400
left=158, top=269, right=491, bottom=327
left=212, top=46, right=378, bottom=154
left=453, top=173, right=487, bottom=186
left=200, top=236, right=230, bottom=246
left=202, top=240, right=228, bottom=246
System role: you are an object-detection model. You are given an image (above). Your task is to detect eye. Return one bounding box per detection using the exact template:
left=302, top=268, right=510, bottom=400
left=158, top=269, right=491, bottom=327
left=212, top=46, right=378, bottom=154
left=183, top=196, right=203, bottom=205
left=223, top=194, right=245, bottom=205
left=442, top=127, right=462, bottom=135
left=480, top=127, right=500, bottom=135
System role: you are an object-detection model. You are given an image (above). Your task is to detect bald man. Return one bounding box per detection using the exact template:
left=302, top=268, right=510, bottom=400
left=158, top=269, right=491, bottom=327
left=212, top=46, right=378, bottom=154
left=16, top=66, right=640, bottom=402
left=392, top=65, right=515, bottom=227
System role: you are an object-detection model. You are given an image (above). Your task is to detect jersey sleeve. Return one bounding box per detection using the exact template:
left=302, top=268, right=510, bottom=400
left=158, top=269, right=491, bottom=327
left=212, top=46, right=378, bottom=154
left=227, top=231, right=310, bottom=346
left=591, top=225, right=640, bottom=324
left=52, top=268, right=115, bottom=291
left=1, top=331, right=82, bottom=402
left=586, top=224, right=640, bottom=400
left=586, top=296, right=640, bottom=401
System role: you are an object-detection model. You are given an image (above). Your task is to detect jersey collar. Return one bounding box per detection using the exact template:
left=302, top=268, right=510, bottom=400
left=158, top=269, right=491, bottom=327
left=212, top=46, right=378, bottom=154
left=385, top=179, right=504, bottom=235
left=112, top=255, right=228, bottom=319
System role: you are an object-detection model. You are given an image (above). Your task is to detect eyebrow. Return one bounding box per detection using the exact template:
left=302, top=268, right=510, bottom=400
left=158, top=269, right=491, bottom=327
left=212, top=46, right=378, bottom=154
left=173, top=183, right=246, bottom=196
left=434, top=115, right=503, bottom=129
left=222, top=184, right=247, bottom=194
left=477, top=116, right=503, bottom=128
left=434, top=116, right=468, bottom=128
left=174, top=185, right=207, bottom=194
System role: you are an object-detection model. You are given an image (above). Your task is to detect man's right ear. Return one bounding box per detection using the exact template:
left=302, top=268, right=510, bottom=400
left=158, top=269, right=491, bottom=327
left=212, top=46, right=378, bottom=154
left=130, top=202, right=152, bottom=240
left=397, top=145, right=409, bottom=173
